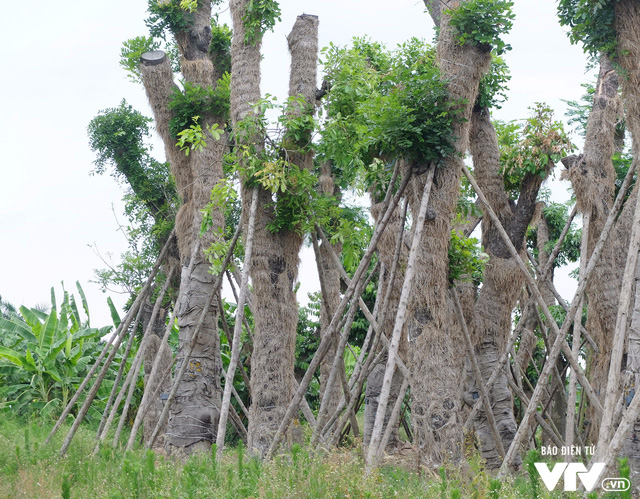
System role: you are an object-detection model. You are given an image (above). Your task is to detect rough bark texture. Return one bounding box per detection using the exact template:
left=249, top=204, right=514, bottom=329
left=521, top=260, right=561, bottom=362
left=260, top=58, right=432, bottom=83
left=463, top=106, right=551, bottom=470
left=140, top=3, right=227, bottom=453
left=562, top=55, right=626, bottom=442
left=616, top=0, right=640, bottom=483
left=228, top=7, right=320, bottom=457
left=363, top=360, right=404, bottom=449
left=318, top=164, right=343, bottom=417
left=141, top=302, right=172, bottom=447
left=165, top=58, right=226, bottom=453
left=406, top=3, right=491, bottom=466
left=622, top=259, right=640, bottom=489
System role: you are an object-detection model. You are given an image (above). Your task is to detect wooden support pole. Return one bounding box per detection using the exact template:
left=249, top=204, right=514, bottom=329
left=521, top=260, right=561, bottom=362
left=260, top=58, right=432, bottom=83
left=451, top=288, right=505, bottom=458
left=266, top=166, right=411, bottom=459
left=366, top=166, right=434, bottom=472
left=45, top=230, right=175, bottom=447
left=216, top=186, right=259, bottom=458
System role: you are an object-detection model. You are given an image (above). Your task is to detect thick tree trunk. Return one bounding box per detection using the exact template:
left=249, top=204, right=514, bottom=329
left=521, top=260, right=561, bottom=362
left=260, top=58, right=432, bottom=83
left=140, top=3, right=227, bottom=452
left=228, top=5, right=320, bottom=456
left=165, top=56, right=226, bottom=454
left=406, top=4, right=491, bottom=466
left=462, top=106, right=550, bottom=470
left=562, top=55, right=625, bottom=442
left=615, top=0, right=640, bottom=482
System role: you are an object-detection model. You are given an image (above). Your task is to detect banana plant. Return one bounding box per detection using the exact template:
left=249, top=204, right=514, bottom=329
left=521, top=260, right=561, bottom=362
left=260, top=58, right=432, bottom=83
left=0, top=283, right=112, bottom=417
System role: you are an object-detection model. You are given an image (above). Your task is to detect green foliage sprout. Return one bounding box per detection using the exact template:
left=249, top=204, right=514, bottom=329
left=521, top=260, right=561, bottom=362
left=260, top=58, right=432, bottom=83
left=496, top=103, right=574, bottom=198
left=168, top=75, right=231, bottom=138
left=230, top=95, right=318, bottom=234
left=477, top=55, right=511, bottom=110
left=120, top=36, right=161, bottom=83
left=318, top=37, right=462, bottom=191
left=242, top=0, right=282, bottom=46
left=557, top=0, right=620, bottom=58
left=448, top=230, right=488, bottom=285
left=446, top=0, right=515, bottom=56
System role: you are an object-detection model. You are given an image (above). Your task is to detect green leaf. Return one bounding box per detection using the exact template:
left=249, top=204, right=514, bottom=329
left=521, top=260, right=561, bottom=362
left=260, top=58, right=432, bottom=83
left=39, top=309, right=58, bottom=350
left=107, top=297, right=121, bottom=328
left=0, top=346, right=26, bottom=368
left=76, top=281, right=90, bottom=326
left=25, top=348, right=37, bottom=369
left=0, top=317, right=37, bottom=344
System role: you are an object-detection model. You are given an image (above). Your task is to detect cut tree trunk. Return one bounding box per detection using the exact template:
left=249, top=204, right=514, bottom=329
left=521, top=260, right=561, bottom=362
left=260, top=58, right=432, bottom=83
left=228, top=5, right=320, bottom=457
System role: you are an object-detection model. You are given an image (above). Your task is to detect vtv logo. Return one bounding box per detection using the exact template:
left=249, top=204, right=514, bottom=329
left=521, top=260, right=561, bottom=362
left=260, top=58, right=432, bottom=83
left=534, top=462, right=605, bottom=492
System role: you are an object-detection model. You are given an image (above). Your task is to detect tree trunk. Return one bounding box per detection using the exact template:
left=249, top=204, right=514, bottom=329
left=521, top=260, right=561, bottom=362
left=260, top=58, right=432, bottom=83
left=615, top=0, right=640, bottom=482
left=228, top=5, right=320, bottom=456
left=461, top=105, right=551, bottom=470
left=140, top=2, right=227, bottom=452
left=562, top=54, right=625, bottom=442
left=406, top=4, right=491, bottom=467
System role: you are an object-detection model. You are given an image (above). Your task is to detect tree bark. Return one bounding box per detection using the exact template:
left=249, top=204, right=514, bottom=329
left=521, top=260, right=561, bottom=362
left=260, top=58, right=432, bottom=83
left=317, top=163, right=343, bottom=419
left=228, top=5, right=320, bottom=456
left=562, top=55, right=624, bottom=443
left=406, top=3, right=492, bottom=467
left=139, top=1, right=228, bottom=454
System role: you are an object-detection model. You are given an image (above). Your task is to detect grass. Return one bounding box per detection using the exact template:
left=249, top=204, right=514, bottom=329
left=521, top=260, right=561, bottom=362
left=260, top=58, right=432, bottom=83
left=0, top=413, right=588, bottom=498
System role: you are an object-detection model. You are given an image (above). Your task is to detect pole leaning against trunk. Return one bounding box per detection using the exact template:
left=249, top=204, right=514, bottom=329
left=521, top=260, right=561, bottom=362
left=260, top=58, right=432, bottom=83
left=366, top=165, right=434, bottom=472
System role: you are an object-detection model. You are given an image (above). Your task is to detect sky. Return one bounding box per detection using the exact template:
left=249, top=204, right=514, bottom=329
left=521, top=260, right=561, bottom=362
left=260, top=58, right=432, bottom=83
left=0, top=0, right=591, bottom=326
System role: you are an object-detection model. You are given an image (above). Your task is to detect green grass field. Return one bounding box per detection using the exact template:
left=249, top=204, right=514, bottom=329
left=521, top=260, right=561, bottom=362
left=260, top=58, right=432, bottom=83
left=0, top=414, right=593, bottom=498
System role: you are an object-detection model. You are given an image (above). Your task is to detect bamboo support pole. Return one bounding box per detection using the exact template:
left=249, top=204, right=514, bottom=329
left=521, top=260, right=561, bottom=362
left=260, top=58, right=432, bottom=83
left=366, top=166, right=434, bottom=471
left=377, top=376, right=409, bottom=458
left=113, top=345, right=145, bottom=448
left=46, top=232, right=175, bottom=447
left=96, top=303, right=145, bottom=439
left=321, top=273, right=386, bottom=444
left=319, top=200, right=408, bottom=442
left=526, top=252, right=598, bottom=353
left=125, top=306, right=178, bottom=451
left=451, top=288, right=505, bottom=458
left=216, top=186, right=259, bottom=459
left=265, top=166, right=411, bottom=459
left=226, top=271, right=255, bottom=344
left=312, top=293, right=361, bottom=446
left=98, top=265, right=177, bottom=443
left=59, top=292, right=149, bottom=455
left=217, top=294, right=252, bottom=393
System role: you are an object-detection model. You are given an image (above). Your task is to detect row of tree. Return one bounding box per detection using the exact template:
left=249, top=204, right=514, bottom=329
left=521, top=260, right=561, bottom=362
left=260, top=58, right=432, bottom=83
left=24, top=0, right=640, bottom=490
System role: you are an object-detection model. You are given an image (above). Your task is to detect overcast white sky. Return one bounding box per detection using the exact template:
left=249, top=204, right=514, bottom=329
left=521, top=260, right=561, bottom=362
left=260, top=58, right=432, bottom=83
left=0, top=1, right=590, bottom=326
